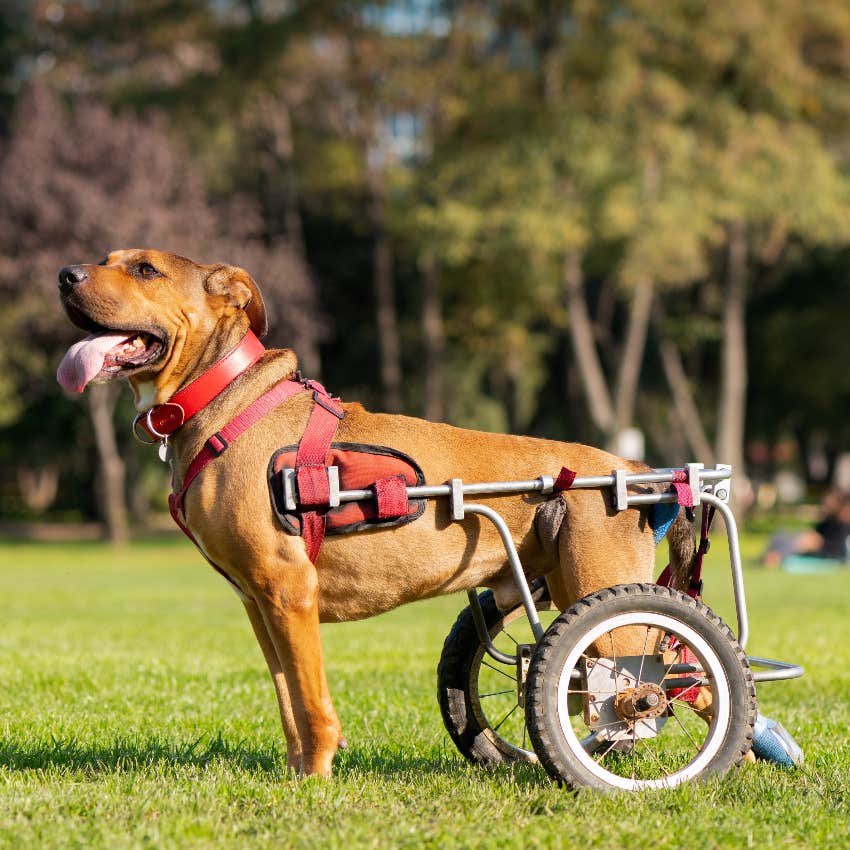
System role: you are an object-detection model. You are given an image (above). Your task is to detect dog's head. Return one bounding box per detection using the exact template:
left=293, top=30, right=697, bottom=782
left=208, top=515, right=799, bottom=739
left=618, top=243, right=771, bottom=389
left=57, top=249, right=267, bottom=407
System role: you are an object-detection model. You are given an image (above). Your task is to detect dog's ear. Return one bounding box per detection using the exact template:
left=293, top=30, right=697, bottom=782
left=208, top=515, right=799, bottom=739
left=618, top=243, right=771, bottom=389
left=204, top=265, right=268, bottom=339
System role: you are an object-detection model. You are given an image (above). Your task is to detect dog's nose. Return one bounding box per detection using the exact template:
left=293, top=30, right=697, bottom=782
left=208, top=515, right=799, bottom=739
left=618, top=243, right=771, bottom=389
left=58, top=265, right=88, bottom=294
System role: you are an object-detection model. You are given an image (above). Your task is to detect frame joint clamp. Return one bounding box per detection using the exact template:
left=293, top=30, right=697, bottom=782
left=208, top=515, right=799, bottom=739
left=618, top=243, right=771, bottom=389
left=614, top=468, right=629, bottom=511
left=450, top=478, right=465, bottom=520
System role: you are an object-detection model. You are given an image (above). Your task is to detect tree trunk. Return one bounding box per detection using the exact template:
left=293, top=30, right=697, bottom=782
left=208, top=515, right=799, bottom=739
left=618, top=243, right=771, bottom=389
left=255, top=92, right=321, bottom=377
left=716, top=221, right=748, bottom=480
left=368, top=169, right=403, bottom=413
left=610, top=276, right=654, bottom=450
left=87, top=383, right=129, bottom=545
left=420, top=251, right=445, bottom=422
left=563, top=250, right=615, bottom=438
left=654, top=305, right=715, bottom=464
left=275, top=103, right=307, bottom=262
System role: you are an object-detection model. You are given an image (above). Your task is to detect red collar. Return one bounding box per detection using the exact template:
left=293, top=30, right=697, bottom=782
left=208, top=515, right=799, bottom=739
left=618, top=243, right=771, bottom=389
left=133, top=330, right=266, bottom=442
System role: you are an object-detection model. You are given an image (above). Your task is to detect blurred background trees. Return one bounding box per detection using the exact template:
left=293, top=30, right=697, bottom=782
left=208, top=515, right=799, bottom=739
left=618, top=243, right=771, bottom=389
left=2, top=0, right=850, bottom=538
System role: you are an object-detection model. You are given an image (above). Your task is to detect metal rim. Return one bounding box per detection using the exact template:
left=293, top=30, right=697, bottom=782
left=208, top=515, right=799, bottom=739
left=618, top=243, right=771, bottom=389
left=554, top=611, right=731, bottom=791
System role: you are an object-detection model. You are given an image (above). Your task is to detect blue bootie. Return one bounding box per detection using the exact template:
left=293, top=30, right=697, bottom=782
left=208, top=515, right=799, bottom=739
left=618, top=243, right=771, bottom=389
left=752, top=713, right=804, bottom=767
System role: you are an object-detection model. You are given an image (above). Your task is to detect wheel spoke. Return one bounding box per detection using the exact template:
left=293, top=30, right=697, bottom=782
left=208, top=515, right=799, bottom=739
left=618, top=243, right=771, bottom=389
left=480, top=659, right=516, bottom=683
left=631, top=722, right=638, bottom=780
left=669, top=705, right=703, bottom=753
left=593, top=739, right=621, bottom=761
left=637, top=733, right=671, bottom=777
left=493, top=703, right=520, bottom=732
left=667, top=696, right=708, bottom=717
left=609, top=631, right=618, bottom=689
left=666, top=681, right=701, bottom=703
left=584, top=716, right=629, bottom=732
left=479, top=689, right=515, bottom=699
left=662, top=642, right=684, bottom=681
left=501, top=628, right=520, bottom=646
left=636, top=626, right=652, bottom=686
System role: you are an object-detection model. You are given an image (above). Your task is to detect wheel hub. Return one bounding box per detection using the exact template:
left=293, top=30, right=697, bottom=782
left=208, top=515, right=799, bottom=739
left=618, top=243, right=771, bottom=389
left=614, top=682, right=668, bottom=722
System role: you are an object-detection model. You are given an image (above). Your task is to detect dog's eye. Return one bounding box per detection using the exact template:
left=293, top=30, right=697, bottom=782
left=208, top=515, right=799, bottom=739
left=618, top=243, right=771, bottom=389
left=138, top=262, right=160, bottom=278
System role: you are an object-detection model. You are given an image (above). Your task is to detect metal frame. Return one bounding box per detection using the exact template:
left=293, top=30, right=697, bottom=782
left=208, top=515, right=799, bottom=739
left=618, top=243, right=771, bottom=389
left=281, top=462, right=803, bottom=684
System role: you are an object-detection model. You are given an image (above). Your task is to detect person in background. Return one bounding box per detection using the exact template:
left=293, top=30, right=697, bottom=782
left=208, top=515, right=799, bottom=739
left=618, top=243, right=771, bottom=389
left=762, top=487, right=850, bottom=567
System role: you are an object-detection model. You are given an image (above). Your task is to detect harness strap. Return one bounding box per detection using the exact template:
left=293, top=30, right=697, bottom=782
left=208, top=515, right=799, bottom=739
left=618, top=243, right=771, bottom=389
left=293, top=381, right=345, bottom=561
left=170, top=378, right=305, bottom=518
left=170, top=377, right=344, bottom=567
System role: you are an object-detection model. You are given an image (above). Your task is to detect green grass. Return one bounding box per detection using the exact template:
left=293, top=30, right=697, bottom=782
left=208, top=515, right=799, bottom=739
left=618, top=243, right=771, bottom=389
left=0, top=533, right=848, bottom=849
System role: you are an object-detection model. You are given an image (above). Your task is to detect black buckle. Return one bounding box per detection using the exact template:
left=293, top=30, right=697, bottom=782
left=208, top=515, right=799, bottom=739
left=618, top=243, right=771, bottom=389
left=313, top=391, right=345, bottom=419
left=205, top=432, right=229, bottom=456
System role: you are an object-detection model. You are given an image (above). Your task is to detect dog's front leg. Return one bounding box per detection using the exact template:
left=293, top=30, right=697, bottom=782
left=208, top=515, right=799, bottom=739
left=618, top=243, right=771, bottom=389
left=253, top=561, right=342, bottom=777
left=242, top=597, right=303, bottom=772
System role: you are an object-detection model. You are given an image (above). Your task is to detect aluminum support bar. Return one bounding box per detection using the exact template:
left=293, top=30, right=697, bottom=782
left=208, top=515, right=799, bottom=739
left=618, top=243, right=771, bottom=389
left=462, top=503, right=545, bottom=643
left=466, top=589, right=516, bottom=665
left=327, top=466, right=733, bottom=506
left=748, top=656, right=805, bottom=683
left=699, top=492, right=749, bottom=650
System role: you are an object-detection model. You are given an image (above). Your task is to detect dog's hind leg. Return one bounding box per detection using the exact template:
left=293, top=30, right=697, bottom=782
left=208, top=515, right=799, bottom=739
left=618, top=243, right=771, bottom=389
left=252, top=558, right=343, bottom=777
left=242, top=598, right=303, bottom=772
left=552, top=490, right=657, bottom=655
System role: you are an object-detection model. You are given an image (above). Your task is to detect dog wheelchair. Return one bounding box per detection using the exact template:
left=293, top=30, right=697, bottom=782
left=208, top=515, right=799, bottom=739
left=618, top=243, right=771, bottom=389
left=325, top=462, right=803, bottom=791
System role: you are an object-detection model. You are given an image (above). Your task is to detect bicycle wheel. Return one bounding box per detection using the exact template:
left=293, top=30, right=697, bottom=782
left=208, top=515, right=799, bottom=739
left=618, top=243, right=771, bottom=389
left=438, top=581, right=557, bottom=765
left=525, top=583, right=756, bottom=791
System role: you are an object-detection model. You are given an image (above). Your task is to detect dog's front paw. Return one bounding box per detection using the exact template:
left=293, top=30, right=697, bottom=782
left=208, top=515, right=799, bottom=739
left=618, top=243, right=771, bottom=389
left=286, top=745, right=303, bottom=774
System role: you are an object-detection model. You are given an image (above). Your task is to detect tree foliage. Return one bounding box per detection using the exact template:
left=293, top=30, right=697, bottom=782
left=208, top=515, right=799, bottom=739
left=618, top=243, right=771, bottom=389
left=3, top=0, right=850, bottom=526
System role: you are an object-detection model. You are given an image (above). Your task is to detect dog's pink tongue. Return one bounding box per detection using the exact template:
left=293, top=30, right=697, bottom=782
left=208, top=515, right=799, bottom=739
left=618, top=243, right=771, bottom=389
left=57, top=333, right=130, bottom=394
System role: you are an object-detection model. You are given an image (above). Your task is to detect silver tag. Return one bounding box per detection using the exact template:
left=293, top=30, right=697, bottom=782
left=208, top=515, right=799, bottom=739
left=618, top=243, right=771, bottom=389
left=158, top=439, right=173, bottom=463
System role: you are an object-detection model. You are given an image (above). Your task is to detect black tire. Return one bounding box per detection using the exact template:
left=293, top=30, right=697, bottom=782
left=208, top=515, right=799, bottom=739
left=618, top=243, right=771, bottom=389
left=525, top=583, right=756, bottom=792
left=437, top=581, right=556, bottom=766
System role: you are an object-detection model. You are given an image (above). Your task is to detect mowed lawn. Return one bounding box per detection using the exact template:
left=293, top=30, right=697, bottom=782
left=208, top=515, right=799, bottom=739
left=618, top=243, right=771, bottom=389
left=0, top=531, right=847, bottom=849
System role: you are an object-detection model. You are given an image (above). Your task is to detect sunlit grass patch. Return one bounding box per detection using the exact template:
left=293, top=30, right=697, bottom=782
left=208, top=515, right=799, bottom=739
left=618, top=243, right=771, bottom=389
left=0, top=536, right=847, bottom=849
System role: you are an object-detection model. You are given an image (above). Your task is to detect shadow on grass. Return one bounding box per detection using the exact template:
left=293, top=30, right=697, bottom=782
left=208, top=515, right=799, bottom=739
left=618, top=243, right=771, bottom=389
left=0, top=732, right=552, bottom=786
left=333, top=742, right=548, bottom=786
left=0, top=731, right=283, bottom=776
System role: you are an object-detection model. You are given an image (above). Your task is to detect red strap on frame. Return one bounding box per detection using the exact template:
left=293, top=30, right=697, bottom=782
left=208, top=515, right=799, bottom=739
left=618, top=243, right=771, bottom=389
left=374, top=474, right=410, bottom=519
left=670, top=469, right=694, bottom=508
left=553, top=466, right=577, bottom=492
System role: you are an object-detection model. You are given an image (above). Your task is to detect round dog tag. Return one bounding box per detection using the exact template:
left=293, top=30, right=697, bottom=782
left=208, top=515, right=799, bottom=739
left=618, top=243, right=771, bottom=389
left=158, top=440, right=173, bottom=463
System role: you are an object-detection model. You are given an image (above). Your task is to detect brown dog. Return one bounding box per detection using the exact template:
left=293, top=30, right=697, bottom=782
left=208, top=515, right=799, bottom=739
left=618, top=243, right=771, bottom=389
left=57, top=249, right=695, bottom=776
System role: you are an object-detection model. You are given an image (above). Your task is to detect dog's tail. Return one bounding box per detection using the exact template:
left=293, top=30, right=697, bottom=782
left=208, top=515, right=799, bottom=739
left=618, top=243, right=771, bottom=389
left=666, top=509, right=697, bottom=591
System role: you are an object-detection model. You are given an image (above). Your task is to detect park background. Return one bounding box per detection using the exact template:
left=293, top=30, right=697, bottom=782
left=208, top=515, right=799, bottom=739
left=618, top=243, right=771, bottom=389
left=3, top=1, right=850, bottom=536
left=0, top=3, right=849, bottom=849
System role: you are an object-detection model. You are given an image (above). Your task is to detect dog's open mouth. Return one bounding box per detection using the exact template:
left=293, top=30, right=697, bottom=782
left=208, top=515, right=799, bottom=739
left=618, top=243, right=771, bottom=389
left=57, top=330, right=165, bottom=394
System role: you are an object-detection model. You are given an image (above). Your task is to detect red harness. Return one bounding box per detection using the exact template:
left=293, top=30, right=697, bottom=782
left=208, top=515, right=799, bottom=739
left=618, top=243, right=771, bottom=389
left=136, top=331, right=346, bottom=590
